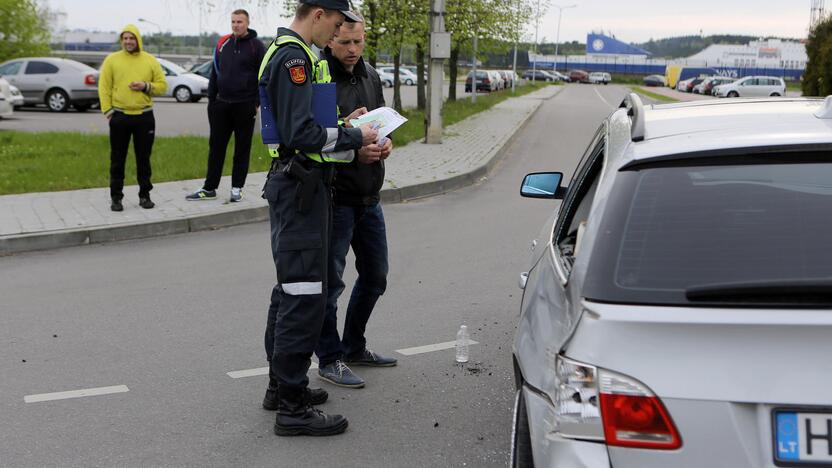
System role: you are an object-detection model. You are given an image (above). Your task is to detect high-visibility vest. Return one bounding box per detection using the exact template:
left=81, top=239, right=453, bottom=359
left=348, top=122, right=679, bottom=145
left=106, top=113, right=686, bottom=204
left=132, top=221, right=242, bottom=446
left=258, top=35, right=335, bottom=163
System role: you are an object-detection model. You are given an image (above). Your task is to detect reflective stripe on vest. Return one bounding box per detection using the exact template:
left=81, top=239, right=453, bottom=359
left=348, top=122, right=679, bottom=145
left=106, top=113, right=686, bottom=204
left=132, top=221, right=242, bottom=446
left=258, top=35, right=334, bottom=162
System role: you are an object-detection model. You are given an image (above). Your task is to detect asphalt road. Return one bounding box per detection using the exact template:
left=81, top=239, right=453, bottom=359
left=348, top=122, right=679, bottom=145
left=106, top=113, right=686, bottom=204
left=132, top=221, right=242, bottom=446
left=0, top=84, right=629, bottom=467
left=0, top=83, right=469, bottom=136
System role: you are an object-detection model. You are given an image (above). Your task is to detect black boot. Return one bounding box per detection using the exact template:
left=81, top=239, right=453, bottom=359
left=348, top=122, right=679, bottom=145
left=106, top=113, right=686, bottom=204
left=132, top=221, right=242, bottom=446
left=274, top=385, right=348, bottom=437
left=263, top=380, right=328, bottom=410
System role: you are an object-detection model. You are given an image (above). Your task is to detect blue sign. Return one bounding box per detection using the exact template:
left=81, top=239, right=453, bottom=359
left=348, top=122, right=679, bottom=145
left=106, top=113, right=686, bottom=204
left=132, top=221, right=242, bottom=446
left=586, top=34, right=651, bottom=56
left=776, top=412, right=799, bottom=461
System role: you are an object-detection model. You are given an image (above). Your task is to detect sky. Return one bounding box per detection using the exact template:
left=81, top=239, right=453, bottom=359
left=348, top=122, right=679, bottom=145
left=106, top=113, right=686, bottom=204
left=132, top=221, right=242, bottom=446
left=49, top=0, right=811, bottom=44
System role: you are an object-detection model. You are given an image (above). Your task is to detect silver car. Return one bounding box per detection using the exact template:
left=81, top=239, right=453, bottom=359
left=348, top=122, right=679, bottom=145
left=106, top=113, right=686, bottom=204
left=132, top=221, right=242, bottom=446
left=0, top=57, right=99, bottom=112
left=512, top=94, right=832, bottom=467
left=156, top=58, right=209, bottom=103
left=715, top=75, right=786, bottom=98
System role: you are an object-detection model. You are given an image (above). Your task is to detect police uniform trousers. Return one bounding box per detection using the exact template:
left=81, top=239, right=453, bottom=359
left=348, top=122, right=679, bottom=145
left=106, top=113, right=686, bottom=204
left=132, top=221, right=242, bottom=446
left=263, top=160, right=332, bottom=392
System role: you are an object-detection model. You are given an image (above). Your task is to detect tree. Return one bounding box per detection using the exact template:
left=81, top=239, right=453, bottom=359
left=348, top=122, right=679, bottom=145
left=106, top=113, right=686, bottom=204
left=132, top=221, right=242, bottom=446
left=0, top=0, right=51, bottom=62
left=804, top=18, right=832, bottom=97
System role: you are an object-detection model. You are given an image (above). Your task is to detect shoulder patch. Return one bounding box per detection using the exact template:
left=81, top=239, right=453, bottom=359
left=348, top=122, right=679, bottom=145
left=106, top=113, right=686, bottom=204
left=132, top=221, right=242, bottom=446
left=284, top=58, right=306, bottom=69
left=288, top=65, right=307, bottom=84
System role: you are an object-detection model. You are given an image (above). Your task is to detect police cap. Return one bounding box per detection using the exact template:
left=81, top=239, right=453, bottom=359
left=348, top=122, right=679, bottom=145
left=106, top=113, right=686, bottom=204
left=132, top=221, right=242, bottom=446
left=300, top=0, right=362, bottom=22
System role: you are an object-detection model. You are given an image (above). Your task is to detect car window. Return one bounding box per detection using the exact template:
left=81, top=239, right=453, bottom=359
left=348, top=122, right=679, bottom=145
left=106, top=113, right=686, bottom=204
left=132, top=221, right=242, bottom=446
left=553, top=125, right=606, bottom=269
left=162, top=66, right=175, bottom=77
left=584, top=157, right=832, bottom=306
left=25, top=61, right=59, bottom=74
left=0, top=61, right=23, bottom=76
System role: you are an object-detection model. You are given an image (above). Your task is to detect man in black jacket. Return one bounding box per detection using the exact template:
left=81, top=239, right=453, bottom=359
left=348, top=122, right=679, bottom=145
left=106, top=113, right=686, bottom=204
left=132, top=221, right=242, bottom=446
left=187, top=9, right=266, bottom=202
left=314, top=17, right=397, bottom=390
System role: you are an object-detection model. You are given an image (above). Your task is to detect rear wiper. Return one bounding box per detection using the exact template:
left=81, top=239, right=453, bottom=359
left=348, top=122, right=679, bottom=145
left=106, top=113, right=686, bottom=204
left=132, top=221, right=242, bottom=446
left=686, top=279, right=832, bottom=304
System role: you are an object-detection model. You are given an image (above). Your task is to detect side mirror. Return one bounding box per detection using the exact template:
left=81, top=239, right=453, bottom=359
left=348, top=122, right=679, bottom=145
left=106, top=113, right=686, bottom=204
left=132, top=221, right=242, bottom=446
left=520, top=172, right=565, bottom=199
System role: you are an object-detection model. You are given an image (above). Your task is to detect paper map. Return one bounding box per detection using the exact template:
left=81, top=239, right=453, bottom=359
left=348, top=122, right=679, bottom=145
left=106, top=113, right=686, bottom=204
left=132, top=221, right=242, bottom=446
left=349, top=106, right=408, bottom=139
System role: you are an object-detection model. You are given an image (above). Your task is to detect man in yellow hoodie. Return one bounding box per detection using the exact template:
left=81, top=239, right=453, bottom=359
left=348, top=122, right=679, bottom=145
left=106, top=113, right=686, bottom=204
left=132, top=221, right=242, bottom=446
left=98, top=25, right=167, bottom=211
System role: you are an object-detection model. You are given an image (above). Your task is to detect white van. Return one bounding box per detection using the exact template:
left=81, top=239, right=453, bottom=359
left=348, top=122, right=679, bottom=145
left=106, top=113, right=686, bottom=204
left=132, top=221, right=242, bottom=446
left=714, top=76, right=786, bottom=98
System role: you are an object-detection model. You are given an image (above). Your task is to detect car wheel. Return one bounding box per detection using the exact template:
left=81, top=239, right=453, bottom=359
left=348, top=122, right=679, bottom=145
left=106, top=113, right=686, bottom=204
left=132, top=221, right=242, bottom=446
left=405, top=79, right=413, bottom=86
left=383, top=80, right=392, bottom=88
left=174, top=86, right=192, bottom=103
left=511, top=389, right=534, bottom=468
left=770, top=92, right=781, bottom=97
left=73, top=103, right=90, bottom=112
left=46, top=89, right=69, bottom=112
left=728, top=91, right=739, bottom=98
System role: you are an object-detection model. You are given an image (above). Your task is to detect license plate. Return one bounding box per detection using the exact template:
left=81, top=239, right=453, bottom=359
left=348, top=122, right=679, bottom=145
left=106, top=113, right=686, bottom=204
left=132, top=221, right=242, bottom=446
left=774, top=409, right=832, bottom=466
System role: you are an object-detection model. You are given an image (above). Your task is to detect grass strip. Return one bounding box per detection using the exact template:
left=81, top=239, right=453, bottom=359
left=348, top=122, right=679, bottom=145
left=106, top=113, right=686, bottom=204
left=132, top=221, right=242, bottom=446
left=0, top=82, right=553, bottom=195
left=628, top=86, right=680, bottom=103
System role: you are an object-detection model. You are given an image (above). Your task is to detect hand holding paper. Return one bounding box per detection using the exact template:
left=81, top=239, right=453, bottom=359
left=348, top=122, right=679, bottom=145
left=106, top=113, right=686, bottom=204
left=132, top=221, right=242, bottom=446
left=349, top=107, right=408, bottom=140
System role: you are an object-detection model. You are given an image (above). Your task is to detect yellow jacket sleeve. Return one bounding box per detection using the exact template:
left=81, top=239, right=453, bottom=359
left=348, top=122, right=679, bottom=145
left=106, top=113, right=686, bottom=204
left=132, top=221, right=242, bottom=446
left=98, top=57, right=113, bottom=115
left=147, top=58, right=167, bottom=96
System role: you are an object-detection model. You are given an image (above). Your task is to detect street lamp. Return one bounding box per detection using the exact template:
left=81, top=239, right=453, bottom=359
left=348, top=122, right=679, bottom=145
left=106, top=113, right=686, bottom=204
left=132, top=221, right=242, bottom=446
left=137, top=18, right=163, bottom=56
left=552, top=4, right=576, bottom=73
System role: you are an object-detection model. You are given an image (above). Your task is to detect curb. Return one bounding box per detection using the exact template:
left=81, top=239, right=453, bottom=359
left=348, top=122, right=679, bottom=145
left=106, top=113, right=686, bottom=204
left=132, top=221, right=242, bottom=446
left=0, top=89, right=557, bottom=256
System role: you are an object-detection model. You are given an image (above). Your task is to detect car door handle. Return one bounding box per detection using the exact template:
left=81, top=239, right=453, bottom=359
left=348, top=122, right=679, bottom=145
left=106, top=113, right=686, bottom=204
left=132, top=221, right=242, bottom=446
left=519, top=272, right=529, bottom=290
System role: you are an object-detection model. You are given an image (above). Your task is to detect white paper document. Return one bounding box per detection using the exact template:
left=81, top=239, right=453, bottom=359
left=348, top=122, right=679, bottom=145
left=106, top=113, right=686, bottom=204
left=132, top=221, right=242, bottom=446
left=349, top=106, right=408, bottom=139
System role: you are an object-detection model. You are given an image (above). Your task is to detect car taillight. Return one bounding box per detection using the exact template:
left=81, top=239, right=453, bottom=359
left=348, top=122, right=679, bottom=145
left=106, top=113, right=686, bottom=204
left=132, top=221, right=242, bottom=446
left=599, top=370, right=682, bottom=449
left=85, top=74, right=97, bottom=85
left=553, top=355, right=682, bottom=450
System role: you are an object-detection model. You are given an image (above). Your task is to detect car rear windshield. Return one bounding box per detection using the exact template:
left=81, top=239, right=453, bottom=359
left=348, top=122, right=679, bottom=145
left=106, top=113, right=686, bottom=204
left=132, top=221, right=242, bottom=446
left=583, top=156, right=832, bottom=306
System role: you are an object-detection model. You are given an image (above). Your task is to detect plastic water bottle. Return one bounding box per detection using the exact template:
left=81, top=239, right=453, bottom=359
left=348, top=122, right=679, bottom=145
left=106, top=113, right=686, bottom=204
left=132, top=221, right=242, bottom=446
left=455, top=325, right=470, bottom=363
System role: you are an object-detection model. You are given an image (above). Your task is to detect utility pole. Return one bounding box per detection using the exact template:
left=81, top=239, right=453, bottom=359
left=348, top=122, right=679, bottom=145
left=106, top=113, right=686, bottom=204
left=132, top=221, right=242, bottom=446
left=471, top=35, right=478, bottom=103
left=552, top=4, right=576, bottom=73
left=426, top=0, right=450, bottom=144
left=531, top=0, right=540, bottom=81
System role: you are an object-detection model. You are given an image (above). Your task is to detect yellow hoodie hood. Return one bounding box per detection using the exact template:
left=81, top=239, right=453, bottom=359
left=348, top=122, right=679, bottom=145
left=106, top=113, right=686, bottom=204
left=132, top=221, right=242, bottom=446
left=120, top=24, right=144, bottom=53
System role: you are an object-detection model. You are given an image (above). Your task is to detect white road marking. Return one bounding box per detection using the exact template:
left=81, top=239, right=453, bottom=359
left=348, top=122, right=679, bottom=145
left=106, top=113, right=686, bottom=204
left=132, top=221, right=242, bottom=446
left=396, top=339, right=479, bottom=356
left=227, top=362, right=318, bottom=379
left=24, top=385, right=129, bottom=403
left=594, top=87, right=614, bottom=108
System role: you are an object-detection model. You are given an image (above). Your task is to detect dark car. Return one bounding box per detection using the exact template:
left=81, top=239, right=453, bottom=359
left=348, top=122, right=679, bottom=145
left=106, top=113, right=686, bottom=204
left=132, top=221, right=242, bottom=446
left=568, top=69, right=589, bottom=83
left=189, top=60, right=212, bottom=80
left=684, top=77, right=705, bottom=93
left=522, top=70, right=555, bottom=82
left=465, top=70, right=494, bottom=92
left=643, top=74, right=666, bottom=87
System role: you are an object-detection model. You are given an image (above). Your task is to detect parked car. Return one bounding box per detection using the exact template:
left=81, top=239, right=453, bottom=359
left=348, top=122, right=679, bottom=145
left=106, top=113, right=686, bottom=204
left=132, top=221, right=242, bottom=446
left=8, top=84, right=24, bottom=108
left=522, top=70, right=555, bottom=82
left=681, top=77, right=705, bottom=93
left=465, top=70, right=497, bottom=92
left=0, top=77, right=13, bottom=118
left=551, top=71, right=570, bottom=82
left=714, top=75, right=786, bottom=98
left=487, top=70, right=505, bottom=90
left=512, top=93, right=832, bottom=467
left=675, top=77, right=694, bottom=92
left=401, top=65, right=427, bottom=83
left=568, top=69, right=589, bottom=83
left=0, top=57, right=99, bottom=112
left=189, top=60, right=212, bottom=79
left=588, top=72, right=611, bottom=85
left=378, top=69, right=394, bottom=88
left=701, top=76, right=735, bottom=95
left=498, top=70, right=514, bottom=89
left=643, top=74, right=666, bottom=87
left=156, top=58, right=209, bottom=102
left=378, top=67, right=418, bottom=86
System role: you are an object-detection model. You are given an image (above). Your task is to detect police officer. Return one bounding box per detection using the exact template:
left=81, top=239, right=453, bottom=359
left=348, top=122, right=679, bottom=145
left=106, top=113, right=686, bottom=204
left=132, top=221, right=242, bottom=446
left=258, top=0, right=377, bottom=437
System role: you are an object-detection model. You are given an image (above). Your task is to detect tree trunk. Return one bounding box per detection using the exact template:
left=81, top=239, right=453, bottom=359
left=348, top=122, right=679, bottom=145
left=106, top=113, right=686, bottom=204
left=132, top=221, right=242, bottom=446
left=393, top=52, right=403, bottom=112
left=416, top=43, right=426, bottom=110
left=448, top=46, right=459, bottom=101
left=366, top=1, right=378, bottom=68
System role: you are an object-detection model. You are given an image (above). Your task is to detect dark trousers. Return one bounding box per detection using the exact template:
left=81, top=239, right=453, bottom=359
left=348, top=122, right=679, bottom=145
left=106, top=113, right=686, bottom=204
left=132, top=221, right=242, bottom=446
left=316, top=203, right=389, bottom=367
left=109, top=111, right=155, bottom=200
left=263, top=166, right=331, bottom=391
left=203, top=100, right=257, bottom=191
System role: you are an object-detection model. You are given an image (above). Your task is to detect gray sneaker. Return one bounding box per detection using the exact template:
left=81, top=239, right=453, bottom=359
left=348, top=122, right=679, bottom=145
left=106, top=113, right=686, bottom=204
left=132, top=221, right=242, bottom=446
left=230, top=187, right=243, bottom=202
left=318, top=360, right=365, bottom=388
left=345, top=349, right=398, bottom=367
left=186, top=188, right=216, bottom=201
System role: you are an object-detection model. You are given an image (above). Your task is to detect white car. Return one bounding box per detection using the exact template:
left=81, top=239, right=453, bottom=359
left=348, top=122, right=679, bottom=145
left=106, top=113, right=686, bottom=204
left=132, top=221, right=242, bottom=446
left=0, top=77, right=13, bottom=118
left=377, top=69, right=394, bottom=88
left=714, top=75, right=786, bottom=98
left=8, top=84, right=24, bottom=108
left=156, top=58, right=209, bottom=102
left=513, top=94, right=832, bottom=467
left=675, top=77, right=694, bottom=92
left=378, top=67, right=418, bottom=86
left=488, top=70, right=505, bottom=90
left=588, top=72, right=611, bottom=84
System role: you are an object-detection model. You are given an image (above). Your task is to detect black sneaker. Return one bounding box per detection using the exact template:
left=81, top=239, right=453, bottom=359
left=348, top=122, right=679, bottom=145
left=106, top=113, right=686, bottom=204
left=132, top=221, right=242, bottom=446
left=263, top=386, right=328, bottom=410
left=185, top=188, right=217, bottom=201
left=110, top=199, right=123, bottom=212
left=139, top=197, right=155, bottom=209
left=344, top=349, right=398, bottom=367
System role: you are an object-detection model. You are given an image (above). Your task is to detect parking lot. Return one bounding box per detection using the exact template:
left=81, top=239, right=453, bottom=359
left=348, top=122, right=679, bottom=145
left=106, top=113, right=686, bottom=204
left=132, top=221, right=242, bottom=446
left=0, top=83, right=470, bottom=136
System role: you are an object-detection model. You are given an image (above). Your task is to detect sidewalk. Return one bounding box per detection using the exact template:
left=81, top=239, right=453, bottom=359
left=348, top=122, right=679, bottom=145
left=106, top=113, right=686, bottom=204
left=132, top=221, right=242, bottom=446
left=0, top=86, right=562, bottom=255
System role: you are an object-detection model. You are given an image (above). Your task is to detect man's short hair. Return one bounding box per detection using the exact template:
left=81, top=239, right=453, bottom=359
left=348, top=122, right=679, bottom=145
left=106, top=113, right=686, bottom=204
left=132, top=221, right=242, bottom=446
left=295, top=3, right=340, bottom=19
left=232, top=9, right=249, bottom=18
